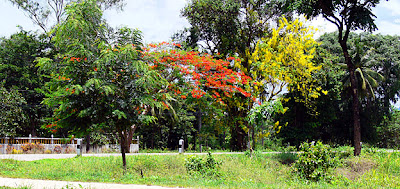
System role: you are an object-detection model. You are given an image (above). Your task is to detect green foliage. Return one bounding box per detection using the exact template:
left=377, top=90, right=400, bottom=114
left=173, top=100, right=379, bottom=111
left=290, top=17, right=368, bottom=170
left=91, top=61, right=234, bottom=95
left=181, top=0, right=289, bottom=150
left=339, top=37, right=385, bottom=99
left=290, top=0, right=381, bottom=32
left=0, top=29, right=52, bottom=136
left=248, top=99, right=287, bottom=138
left=0, top=86, right=26, bottom=136
left=290, top=0, right=387, bottom=156
left=185, top=152, right=221, bottom=177
left=275, top=146, right=298, bottom=165
left=294, top=141, right=339, bottom=181
left=376, top=109, right=400, bottom=149
left=317, top=32, right=400, bottom=144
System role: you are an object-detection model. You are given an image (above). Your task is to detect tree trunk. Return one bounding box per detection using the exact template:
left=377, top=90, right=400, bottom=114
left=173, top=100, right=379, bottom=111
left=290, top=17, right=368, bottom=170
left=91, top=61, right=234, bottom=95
left=124, top=124, right=137, bottom=153
left=251, top=125, right=255, bottom=150
left=117, top=128, right=127, bottom=171
left=29, top=113, right=37, bottom=137
left=340, top=40, right=362, bottom=156
left=86, top=134, right=90, bottom=153
left=196, top=108, right=202, bottom=151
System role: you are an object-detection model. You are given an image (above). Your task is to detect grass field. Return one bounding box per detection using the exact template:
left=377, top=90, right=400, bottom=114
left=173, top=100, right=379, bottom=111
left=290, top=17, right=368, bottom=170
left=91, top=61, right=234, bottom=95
left=1, top=150, right=400, bottom=188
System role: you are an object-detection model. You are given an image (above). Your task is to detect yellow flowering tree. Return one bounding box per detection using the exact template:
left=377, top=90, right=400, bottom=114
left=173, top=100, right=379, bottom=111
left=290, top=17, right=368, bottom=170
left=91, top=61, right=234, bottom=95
left=246, top=17, right=327, bottom=104
left=245, top=17, right=327, bottom=148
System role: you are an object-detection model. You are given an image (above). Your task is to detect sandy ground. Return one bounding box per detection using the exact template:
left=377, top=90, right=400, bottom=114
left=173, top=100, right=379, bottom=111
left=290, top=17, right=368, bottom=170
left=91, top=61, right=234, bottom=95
left=0, top=177, right=184, bottom=189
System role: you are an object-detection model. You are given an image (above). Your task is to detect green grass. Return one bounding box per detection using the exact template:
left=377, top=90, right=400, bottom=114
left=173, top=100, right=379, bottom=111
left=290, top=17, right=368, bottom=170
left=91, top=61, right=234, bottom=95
left=0, top=151, right=400, bottom=188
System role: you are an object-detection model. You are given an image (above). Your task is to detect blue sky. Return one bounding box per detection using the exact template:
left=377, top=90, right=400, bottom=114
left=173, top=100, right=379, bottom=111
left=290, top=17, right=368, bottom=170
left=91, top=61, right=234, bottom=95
left=1, top=0, right=400, bottom=107
left=1, top=0, right=400, bottom=41
left=0, top=0, right=189, bottom=43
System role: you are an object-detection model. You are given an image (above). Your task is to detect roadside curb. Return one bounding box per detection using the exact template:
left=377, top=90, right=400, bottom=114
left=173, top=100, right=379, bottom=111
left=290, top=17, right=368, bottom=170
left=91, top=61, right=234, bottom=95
left=0, top=177, right=182, bottom=189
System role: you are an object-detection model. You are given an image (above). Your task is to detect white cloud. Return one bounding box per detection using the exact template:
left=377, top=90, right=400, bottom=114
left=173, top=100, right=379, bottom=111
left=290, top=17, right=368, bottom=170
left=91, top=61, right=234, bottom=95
left=0, top=0, right=190, bottom=43
left=104, top=0, right=189, bottom=43
left=375, top=20, right=400, bottom=35
left=309, top=15, right=338, bottom=38
left=379, top=0, right=400, bottom=16
left=0, top=1, right=41, bottom=37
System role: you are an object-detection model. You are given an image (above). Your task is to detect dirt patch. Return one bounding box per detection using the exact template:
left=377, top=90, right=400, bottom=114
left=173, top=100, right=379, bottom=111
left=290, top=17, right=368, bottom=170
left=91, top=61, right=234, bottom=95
left=336, top=157, right=376, bottom=180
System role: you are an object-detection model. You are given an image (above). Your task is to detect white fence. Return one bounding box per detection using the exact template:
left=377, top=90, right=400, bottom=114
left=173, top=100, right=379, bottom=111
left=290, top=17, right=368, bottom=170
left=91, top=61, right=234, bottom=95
left=0, top=135, right=139, bottom=154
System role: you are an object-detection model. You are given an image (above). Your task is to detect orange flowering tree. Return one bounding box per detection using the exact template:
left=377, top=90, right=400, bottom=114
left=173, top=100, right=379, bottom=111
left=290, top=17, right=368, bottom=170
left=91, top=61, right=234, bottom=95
left=143, top=43, right=253, bottom=148
left=145, top=42, right=251, bottom=103
left=37, top=1, right=252, bottom=168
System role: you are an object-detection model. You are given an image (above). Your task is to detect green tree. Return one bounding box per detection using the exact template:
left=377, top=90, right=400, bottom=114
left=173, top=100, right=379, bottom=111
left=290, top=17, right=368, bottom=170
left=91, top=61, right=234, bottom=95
left=247, top=99, right=287, bottom=148
left=0, top=30, right=52, bottom=136
left=317, top=32, right=400, bottom=144
left=0, top=85, right=26, bottom=137
left=37, top=0, right=161, bottom=169
left=246, top=17, right=325, bottom=149
left=37, top=0, right=252, bottom=168
left=290, top=0, right=385, bottom=156
left=277, top=47, right=345, bottom=146
left=181, top=0, right=290, bottom=150
left=341, top=38, right=384, bottom=100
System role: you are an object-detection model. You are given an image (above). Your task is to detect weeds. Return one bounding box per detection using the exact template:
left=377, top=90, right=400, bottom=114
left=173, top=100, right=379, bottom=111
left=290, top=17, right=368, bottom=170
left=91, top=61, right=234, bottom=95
left=293, top=141, right=339, bottom=181
left=0, top=151, right=399, bottom=188
left=185, top=152, right=221, bottom=177
left=272, top=146, right=297, bottom=165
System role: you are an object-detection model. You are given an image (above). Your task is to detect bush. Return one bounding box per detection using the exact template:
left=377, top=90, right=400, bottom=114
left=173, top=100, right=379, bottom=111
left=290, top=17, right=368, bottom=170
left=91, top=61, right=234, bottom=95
left=244, top=149, right=262, bottom=158
left=376, top=110, right=400, bottom=149
left=53, top=145, right=62, bottom=154
left=276, top=146, right=298, bottom=165
left=21, top=143, right=45, bottom=153
left=185, top=152, right=221, bottom=177
left=64, top=146, right=76, bottom=154
left=293, top=141, right=339, bottom=181
left=11, top=148, right=22, bottom=154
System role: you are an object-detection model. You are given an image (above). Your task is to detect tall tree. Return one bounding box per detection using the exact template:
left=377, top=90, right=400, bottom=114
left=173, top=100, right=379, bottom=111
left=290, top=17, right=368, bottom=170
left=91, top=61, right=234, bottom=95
left=0, top=85, right=26, bottom=137
left=0, top=30, right=52, bottom=136
left=37, top=0, right=148, bottom=168
left=247, top=17, right=326, bottom=148
left=290, top=0, right=386, bottom=155
left=181, top=0, right=289, bottom=150
left=9, top=0, right=125, bottom=33
left=37, top=1, right=253, bottom=168
left=341, top=38, right=384, bottom=100
left=317, top=32, right=400, bottom=144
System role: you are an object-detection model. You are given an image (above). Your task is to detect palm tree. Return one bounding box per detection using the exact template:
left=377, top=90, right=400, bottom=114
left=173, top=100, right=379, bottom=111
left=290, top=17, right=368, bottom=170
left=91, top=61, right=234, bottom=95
left=340, top=39, right=384, bottom=100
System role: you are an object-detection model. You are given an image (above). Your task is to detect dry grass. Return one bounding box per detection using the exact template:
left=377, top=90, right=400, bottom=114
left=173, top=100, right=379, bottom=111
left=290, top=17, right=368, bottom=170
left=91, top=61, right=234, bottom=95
left=336, top=157, right=376, bottom=180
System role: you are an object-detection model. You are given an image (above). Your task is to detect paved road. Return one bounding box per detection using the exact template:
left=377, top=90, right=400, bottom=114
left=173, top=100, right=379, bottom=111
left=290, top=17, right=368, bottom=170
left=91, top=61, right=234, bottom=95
left=0, top=177, right=183, bottom=189
left=3, top=150, right=398, bottom=161
left=0, top=152, right=252, bottom=161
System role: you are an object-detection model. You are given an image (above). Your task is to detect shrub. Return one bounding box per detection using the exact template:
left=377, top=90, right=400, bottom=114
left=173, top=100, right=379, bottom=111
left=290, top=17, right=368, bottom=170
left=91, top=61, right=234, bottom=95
left=44, top=149, right=52, bottom=154
left=11, top=148, right=22, bottom=154
left=376, top=110, right=400, bottom=149
left=276, top=146, right=298, bottom=165
left=54, top=145, right=62, bottom=154
left=21, top=143, right=45, bottom=153
left=185, top=152, right=221, bottom=177
left=64, top=146, right=76, bottom=154
left=293, top=141, right=339, bottom=181
left=6, top=145, right=14, bottom=154
left=244, top=149, right=262, bottom=158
